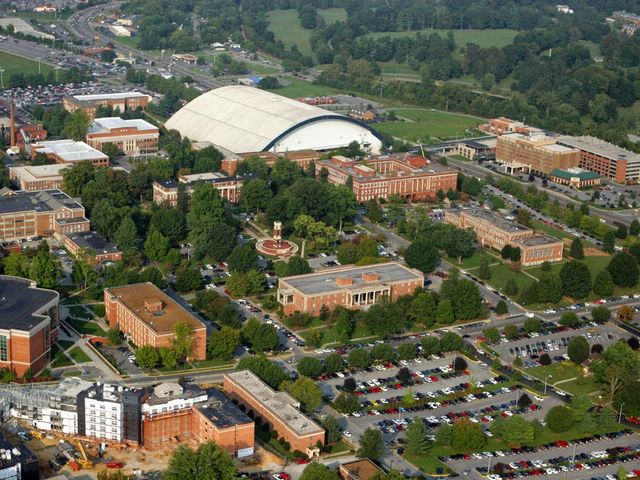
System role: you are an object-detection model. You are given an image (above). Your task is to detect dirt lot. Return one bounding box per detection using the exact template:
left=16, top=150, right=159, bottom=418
left=563, top=238, right=607, bottom=256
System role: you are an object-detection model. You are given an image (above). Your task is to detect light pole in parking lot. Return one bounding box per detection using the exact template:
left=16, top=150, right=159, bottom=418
left=618, top=402, right=625, bottom=423
left=543, top=374, right=552, bottom=395
left=0, top=67, right=4, bottom=89
left=570, top=443, right=576, bottom=467
left=487, top=456, right=492, bottom=474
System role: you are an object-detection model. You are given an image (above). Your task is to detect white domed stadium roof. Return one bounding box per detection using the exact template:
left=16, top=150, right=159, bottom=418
left=164, top=86, right=382, bottom=154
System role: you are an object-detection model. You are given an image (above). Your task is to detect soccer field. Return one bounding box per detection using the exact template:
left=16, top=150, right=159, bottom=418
left=375, top=108, right=483, bottom=143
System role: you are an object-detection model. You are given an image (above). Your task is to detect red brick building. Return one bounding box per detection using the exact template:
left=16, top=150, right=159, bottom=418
left=277, top=262, right=424, bottom=316
left=0, top=275, right=59, bottom=376
left=86, top=117, right=159, bottom=156
left=317, top=154, right=458, bottom=202
left=15, top=124, right=47, bottom=151
left=104, top=283, right=207, bottom=360
left=152, top=172, right=244, bottom=206
left=64, top=231, right=122, bottom=264
left=224, top=370, right=325, bottom=454
left=63, top=92, right=151, bottom=120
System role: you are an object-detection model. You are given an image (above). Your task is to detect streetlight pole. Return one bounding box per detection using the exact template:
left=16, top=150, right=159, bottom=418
left=544, top=374, right=552, bottom=395
left=487, top=456, right=492, bottom=474
left=618, top=402, right=625, bottom=423
left=0, top=68, right=4, bottom=89
left=571, top=443, right=576, bottom=467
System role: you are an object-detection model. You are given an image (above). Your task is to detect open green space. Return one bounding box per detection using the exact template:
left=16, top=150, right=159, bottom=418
left=325, top=439, right=351, bottom=455
left=318, top=8, right=347, bottom=24
left=364, top=29, right=519, bottom=50
left=65, top=318, right=107, bottom=336
left=526, top=361, right=583, bottom=384
left=50, top=344, right=72, bottom=368
left=447, top=250, right=494, bottom=270
left=69, top=305, right=94, bottom=319
left=0, top=51, right=53, bottom=78
left=266, top=9, right=314, bottom=58
left=376, top=108, right=483, bottom=143
left=266, top=77, right=340, bottom=99
left=404, top=452, right=451, bottom=475
left=57, top=340, right=74, bottom=350
left=62, top=370, right=84, bottom=377
left=485, top=262, right=534, bottom=294
left=113, top=35, right=140, bottom=49
left=68, top=346, right=91, bottom=363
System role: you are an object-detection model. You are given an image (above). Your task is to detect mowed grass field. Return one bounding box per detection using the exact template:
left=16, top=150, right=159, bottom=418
left=266, top=77, right=340, bottom=99
left=267, top=8, right=346, bottom=59
left=364, top=29, right=519, bottom=49
left=376, top=108, right=483, bottom=143
left=0, top=51, right=53, bottom=77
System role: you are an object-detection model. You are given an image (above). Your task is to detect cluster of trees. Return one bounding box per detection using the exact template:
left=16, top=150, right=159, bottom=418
left=163, top=441, right=237, bottom=480
left=134, top=322, right=194, bottom=369
left=2, top=242, right=60, bottom=288
left=591, top=340, right=640, bottom=414
left=519, top=253, right=639, bottom=305
left=336, top=234, right=386, bottom=267
left=544, top=395, right=619, bottom=435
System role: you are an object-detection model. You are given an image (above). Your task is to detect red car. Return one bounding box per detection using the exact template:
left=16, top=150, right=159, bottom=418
left=294, top=458, right=310, bottom=465
left=555, top=440, right=569, bottom=448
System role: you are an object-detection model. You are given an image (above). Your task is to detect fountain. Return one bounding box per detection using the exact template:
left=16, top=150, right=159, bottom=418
left=255, top=221, right=299, bottom=258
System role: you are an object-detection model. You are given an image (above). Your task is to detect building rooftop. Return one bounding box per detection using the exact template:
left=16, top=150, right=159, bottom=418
left=539, top=143, right=576, bottom=154
left=32, top=140, right=108, bottom=163
left=105, top=283, right=205, bottom=334
left=340, top=459, right=384, bottom=480
left=155, top=172, right=244, bottom=189
left=144, top=384, right=207, bottom=407
left=196, top=389, right=253, bottom=429
left=0, top=275, right=59, bottom=331
left=319, top=155, right=454, bottom=182
left=550, top=168, right=600, bottom=181
left=89, top=117, right=157, bottom=134
left=225, top=371, right=323, bottom=436
left=85, top=382, right=141, bottom=403
left=66, top=231, right=121, bottom=256
left=519, top=234, right=563, bottom=247
left=0, top=189, right=83, bottom=215
left=9, top=164, right=70, bottom=182
left=68, top=92, right=150, bottom=102
left=462, top=209, right=532, bottom=234
left=280, top=262, right=423, bottom=296
left=53, top=377, right=94, bottom=399
left=556, top=135, right=640, bottom=164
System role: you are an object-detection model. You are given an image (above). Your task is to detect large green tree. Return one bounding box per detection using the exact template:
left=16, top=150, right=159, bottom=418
left=560, top=260, right=592, bottom=299
left=451, top=418, right=486, bottom=450
left=406, top=419, right=430, bottom=455
left=163, top=442, right=236, bottom=480
left=207, top=327, right=240, bottom=360
left=357, top=428, right=382, bottom=461
left=592, top=341, right=640, bottom=403
left=405, top=238, right=440, bottom=273
left=607, top=253, right=639, bottom=287
left=299, top=463, right=340, bottom=480
left=284, top=376, right=322, bottom=412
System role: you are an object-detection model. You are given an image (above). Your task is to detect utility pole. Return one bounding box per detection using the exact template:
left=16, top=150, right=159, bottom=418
left=0, top=68, right=4, bottom=89
left=618, top=402, right=625, bottom=423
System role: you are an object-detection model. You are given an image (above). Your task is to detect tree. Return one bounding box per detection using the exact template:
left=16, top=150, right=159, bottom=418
left=517, top=393, right=532, bottom=410
left=536, top=272, right=563, bottom=303
left=617, top=305, right=635, bottom=323
left=284, top=377, right=322, bottom=412
left=371, top=343, right=394, bottom=362
left=495, top=300, right=508, bottom=315
left=539, top=353, right=551, bottom=365
left=323, top=416, right=341, bottom=444
left=451, top=280, right=482, bottom=320
left=405, top=239, right=440, bottom=273
left=145, top=229, right=170, bottom=262
left=435, top=423, right=453, bottom=446
left=299, top=463, right=340, bottom=480
left=560, top=260, right=592, bottom=299
left=114, top=217, right=141, bottom=259
left=136, top=345, right=159, bottom=369
left=406, top=419, right=429, bottom=455
left=483, top=328, right=500, bottom=343
left=504, top=324, right=519, bottom=339
left=29, top=250, right=60, bottom=288
left=357, top=428, right=382, bottom=461
left=397, top=343, right=417, bottom=361
left=436, top=299, right=454, bottom=324
left=107, top=328, right=121, bottom=346
left=593, top=270, right=615, bottom=297
left=237, top=356, right=286, bottom=389
left=451, top=418, right=486, bottom=450
left=333, top=392, right=359, bottom=414
left=523, top=317, right=542, bottom=334
left=592, top=341, right=640, bottom=403
left=159, top=347, right=178, bottom=369
left=163, top=442, right=236, bottom=480
left=63, top=110, right=89, bottom=141
left=592, top=305, right=611, bottom=323
left=246, top=323, right=279, bottom=353
left=173, top=322, right=193, bottom=360
left=545, top=406, right=573, bottom=433
left=174, top=265, right=202, bottom=292
left=603, top=231, right=616, bottom=254
left=559, top=312, right=580, bottom=328
left=628, top=337, right=639, bottom=350
left=208, top=327, right=240, bottom=360
left=500, top=245, right=512, bottom=260
left=617, top=224, right=628, bottom=240
left=343, top=377, right=356, bottom=392
left=478, top=257, right=491, bottom=280
left=397, top=367, right=412, bottom=383
left=501, top=415, right=534, bottom=446
left=364, top=199, right=383, bottom=223
left=570, top=237, right=584, bottom=259
left=568, top=336, right=590, bottom=364
left=240, top=179, right=272, bottom=212
left=298, top=357, right=323, bottom=377
left=348, top=348, right=371, bottom=368
left=504, top=278, right=519, bottom=296
left=421, top=336, right=441, bottom=355
left=453, top=356, right=468, bottom=371
left=630, top=219, right=640, bottom=236
left=441, top=332, right=463, bottom=352
left=187, top=183, right=226, bottom=243
left=227, top=245, right=259, bottom=273
left=607, top=253, right=639, bottom=287
left=323, top=353, right=344, bottom=375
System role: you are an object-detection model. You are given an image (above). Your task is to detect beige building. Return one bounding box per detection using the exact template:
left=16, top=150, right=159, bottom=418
left=86, top=117, right=159, bottom=156
left=30, top=140, right=109, bottom=167
left=277, top=262, right=424, bottom=316
left=445, top=209, right=563, bottom=266
left=63, top=92, right=151, bottom=120
left=9, top=164, right=69, bottom=191
left=496, top=133, right=579, bottom=175
left=153, top=172, right=243, bottom=206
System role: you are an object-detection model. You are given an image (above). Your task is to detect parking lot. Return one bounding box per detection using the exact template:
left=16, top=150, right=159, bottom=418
left=490, top=323, right=624, bottom=364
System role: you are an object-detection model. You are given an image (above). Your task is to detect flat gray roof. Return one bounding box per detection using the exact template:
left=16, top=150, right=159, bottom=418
left=225, top=371, right=323, bottom=437
left=557, top=135, right=640, bottom=165
left=519, top=234, right=563, bottom=247
left=464, top=209, right=531, bottom=234
left=0, top=189, right=83, bottom=215
left=0, top=276, right=58, bottom=331
left=281, top=262, right=423, bottom=296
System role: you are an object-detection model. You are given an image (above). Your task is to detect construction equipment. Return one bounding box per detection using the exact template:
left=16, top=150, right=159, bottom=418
left=30, top=430, right=43, bottom=440
left=76, top=441, right=94, bottom=469
left=68, top=460, right=80, bottom=472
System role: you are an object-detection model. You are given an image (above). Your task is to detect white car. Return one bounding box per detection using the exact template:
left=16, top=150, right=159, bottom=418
left=343, top=431, right=352, bottom=438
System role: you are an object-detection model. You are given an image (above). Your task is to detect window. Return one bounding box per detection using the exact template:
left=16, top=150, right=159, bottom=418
left=0, top=336, right=7, bottom=361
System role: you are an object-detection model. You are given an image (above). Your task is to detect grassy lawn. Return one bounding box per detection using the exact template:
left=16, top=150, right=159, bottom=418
left=531, top=221, right=574, bottom=240
left=267, top=9, right=314, bottom=58
left=485, top=263, right=533, bottom=294
left=557, top=376, right=601, bottom=396
left=447, top=250, right=495, bottom=270
left=526, top=361, right=583, bottom=384
left=69, top=305, right=94, bottom=319
left=114, top=35, right=140, bottom=49
left=318, top=8, right=346, bottom=24
left=57, top=340, right=74, bottom=350
left=65, top=318, right=107, bottom=336
left=0, top=51, right=54, bottom=78
left=62, top=370, right=84, bottom=377
left=68, top=347, right=91, bottom=363
left=256, top=427, right=295, bottom=460
left=267, top=77, right=340, bottom=99
left=404, top=453, right=452, bottom=475
left=364, top=29, right=519, bottom=49
left=325, top=439, right=351, bottom=454
left=50, top=344, right=72, bottom=368
left=376, top=108, right=483, bottom=143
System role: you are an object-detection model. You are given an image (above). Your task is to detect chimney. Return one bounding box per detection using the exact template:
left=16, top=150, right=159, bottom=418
left=335, top=277, right=353, bottom=286
left=9, top=97, right=16, bottom=148
left=362, top=272, right=380, bottom=282
left=145, top=298, right=164, bottom=312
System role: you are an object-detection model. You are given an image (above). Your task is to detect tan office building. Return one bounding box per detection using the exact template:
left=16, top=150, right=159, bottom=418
left=496, top=133, right=579, bottom=175
left=63, top=92, right=151, bottom=120
left=86, top=117, right=159, bottom=156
